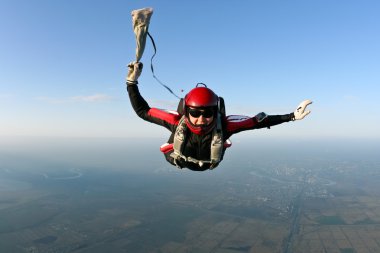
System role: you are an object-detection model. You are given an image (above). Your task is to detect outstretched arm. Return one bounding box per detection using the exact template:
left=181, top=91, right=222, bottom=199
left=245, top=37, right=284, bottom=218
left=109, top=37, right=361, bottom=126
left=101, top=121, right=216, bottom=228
left=126, top=62, right=180, bottom=131
left=225, top=100, right=312, bottom=136
left=127, top=61, right=150, bottom=119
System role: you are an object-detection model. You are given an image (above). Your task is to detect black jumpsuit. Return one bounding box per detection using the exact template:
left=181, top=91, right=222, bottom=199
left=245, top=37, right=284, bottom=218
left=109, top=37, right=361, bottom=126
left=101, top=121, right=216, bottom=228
left=128, top=84, right=294, bottom=171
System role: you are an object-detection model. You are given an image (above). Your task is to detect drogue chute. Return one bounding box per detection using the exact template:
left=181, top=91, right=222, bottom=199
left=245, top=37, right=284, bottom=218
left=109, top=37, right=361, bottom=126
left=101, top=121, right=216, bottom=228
left=130, top=7, right=181, bottom=99
left=131, top=7, right=153, bottom=62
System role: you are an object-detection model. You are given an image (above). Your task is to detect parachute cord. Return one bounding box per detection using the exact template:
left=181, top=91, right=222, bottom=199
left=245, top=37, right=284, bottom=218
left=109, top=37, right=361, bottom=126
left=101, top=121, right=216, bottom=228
left=147, top=32, right=181, bottom=99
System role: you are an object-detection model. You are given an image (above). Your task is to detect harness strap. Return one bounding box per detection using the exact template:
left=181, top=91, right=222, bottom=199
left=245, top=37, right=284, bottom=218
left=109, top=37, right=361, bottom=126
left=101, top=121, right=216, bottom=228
left=172, top=116, right=187, bottom=158
left=169, top=115, right=224, bottom=169
left=210, top=113, right=223, bottom=163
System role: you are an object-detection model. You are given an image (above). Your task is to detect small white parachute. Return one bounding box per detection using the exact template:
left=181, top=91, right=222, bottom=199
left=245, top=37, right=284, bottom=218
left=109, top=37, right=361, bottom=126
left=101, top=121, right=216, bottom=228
left=131, top=7, right=154, bottom=62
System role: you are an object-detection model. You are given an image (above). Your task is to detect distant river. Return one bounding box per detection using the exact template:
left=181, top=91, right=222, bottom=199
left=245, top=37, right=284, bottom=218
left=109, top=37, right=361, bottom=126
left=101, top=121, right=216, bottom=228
left=39, top=168, right=83, bottom=180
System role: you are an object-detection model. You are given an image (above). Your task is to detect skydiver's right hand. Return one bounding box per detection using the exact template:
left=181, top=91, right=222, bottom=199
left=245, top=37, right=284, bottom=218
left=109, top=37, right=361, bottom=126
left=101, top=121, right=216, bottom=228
left=127, top=61, right=143, bottom=85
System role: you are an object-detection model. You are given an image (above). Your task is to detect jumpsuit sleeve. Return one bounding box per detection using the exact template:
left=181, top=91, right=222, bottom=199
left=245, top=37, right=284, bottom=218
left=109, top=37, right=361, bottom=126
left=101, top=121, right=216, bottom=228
left=224, top=113, right=294, bottom=137
left=127, top=84, right=179, bottom=132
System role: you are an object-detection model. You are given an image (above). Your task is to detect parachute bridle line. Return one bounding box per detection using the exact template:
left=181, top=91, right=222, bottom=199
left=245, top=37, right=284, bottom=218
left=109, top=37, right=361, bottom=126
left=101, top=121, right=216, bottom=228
left=147, top=32, right=181, bottom=99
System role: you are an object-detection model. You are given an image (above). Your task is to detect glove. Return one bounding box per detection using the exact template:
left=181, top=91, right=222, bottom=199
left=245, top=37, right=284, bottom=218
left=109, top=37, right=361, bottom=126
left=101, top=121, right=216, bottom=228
left=293, top=100, right=312, bottom=120
left=126, top=61, right=143, bottom=85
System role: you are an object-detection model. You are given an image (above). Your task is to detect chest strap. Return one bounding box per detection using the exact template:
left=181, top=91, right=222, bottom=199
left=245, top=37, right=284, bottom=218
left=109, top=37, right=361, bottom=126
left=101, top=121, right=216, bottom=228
left=170, top=114, right=224, bottom=168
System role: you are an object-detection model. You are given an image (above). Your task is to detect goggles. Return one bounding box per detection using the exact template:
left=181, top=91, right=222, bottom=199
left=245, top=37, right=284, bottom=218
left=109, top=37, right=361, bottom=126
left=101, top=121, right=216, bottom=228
left=188, top=108, right=215, bottom=118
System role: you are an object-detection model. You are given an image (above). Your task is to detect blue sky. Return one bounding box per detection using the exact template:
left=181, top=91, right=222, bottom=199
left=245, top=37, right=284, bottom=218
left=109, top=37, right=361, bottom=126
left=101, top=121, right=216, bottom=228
left=1, top=0, right=379, bottom=140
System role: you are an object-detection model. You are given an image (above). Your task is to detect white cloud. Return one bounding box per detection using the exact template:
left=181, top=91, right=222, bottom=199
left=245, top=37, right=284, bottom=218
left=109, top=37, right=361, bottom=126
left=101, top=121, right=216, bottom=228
left=35, top=96, right=66, bottom=104
left=35, top=94, right=115, bottom=104
left=70, top=94, right=114, bottom=102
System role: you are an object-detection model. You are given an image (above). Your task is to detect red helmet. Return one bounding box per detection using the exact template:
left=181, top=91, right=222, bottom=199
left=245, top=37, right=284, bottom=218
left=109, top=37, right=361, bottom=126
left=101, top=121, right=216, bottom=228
left=184, top=84, right=219, bottom=135
left=184, top=85, right=218, bottom=108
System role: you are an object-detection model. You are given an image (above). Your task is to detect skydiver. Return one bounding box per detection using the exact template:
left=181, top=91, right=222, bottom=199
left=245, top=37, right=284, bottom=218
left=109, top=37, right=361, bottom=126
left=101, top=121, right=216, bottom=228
left=126, top=61, right=312, bottom=171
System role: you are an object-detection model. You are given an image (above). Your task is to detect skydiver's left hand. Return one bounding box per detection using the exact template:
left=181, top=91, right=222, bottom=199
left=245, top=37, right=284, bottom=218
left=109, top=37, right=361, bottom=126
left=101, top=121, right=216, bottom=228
left=293, top=100, right=312, bottom=120
left=127, top=61, right=143, bottom=85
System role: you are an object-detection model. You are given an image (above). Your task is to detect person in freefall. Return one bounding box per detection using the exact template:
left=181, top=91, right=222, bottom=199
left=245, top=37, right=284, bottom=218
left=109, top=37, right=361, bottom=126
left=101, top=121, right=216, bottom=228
left=127, top=61, right=312, bottom=171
